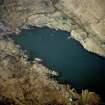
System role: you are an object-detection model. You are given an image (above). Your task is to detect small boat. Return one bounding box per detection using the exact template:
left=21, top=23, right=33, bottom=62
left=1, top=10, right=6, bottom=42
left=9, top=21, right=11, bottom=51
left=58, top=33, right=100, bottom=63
left=34, top=58, right=43, bottom=62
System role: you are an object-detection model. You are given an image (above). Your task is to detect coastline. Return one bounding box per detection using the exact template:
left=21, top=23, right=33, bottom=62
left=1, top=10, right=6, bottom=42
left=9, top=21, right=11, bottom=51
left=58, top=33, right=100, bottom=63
left=0, top=36, right=102, bottom=105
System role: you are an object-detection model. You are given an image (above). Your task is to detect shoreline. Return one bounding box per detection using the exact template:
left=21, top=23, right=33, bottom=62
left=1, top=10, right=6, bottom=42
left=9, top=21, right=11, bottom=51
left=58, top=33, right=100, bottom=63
left=6, top=30, right=105, bottom=97
left=0, top=35, right=102, bottom=105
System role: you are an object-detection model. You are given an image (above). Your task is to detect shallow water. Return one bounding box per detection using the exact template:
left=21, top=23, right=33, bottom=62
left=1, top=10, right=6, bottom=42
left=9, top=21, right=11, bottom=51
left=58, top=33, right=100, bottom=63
left=12, top=27, right=105, bottom=95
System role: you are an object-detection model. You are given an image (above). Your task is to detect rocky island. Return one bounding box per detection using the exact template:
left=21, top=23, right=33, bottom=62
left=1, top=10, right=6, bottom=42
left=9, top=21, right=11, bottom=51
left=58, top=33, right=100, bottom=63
left=0, top=0, right=104, bottom=105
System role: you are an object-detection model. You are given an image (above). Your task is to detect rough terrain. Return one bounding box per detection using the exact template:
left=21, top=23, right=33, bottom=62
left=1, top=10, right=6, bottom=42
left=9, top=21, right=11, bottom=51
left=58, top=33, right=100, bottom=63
left=0, top=38, right=101, bottom=105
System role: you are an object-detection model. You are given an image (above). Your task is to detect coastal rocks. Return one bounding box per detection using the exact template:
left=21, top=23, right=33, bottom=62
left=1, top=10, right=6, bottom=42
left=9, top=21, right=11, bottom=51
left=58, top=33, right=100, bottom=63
left=28, top=13, right=105, bottom=57
left=55, top=0, right=105, bottom=57
left=49, top=70, right=59, bottom=76
left=0, top=0, right=105, bottom=57
left=56, top=0, right=105, bottom=40
left=71, top=29, right=105, bottom=56
left=27, top=11, right=73, bottom=31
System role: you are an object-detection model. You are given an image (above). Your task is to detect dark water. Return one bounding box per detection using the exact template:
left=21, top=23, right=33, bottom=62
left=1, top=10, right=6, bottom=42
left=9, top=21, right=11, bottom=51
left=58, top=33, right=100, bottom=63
left=12, top=27, right=105, bottom=96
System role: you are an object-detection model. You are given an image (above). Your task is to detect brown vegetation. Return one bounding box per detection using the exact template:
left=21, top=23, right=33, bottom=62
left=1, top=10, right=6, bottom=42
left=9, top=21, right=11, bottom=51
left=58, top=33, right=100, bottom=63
left=0, top=39, right=101, bottom=105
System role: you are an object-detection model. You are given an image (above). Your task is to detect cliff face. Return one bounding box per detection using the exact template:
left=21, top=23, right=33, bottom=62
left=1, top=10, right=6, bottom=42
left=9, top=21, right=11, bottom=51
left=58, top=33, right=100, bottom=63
left=57, top=0, right=105, bottom=40
left=56, top=0, right=105, bottom=57
left=0, top=0, right=105, bottom=57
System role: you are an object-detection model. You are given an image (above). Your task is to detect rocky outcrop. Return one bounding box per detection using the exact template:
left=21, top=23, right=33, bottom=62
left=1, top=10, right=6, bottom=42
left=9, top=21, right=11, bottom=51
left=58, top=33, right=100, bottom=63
left=0, top=0, right=105, bottom=57
left=0, top=0, right=56, bottom=33
left=55, top=0, right=105, bottom=57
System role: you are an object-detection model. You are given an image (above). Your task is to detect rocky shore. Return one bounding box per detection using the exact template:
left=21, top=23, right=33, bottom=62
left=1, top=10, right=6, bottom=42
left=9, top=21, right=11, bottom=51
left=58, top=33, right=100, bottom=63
left=0, top=37, right=101, bottom=105
left=0, top=0, right=105, bottom=57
